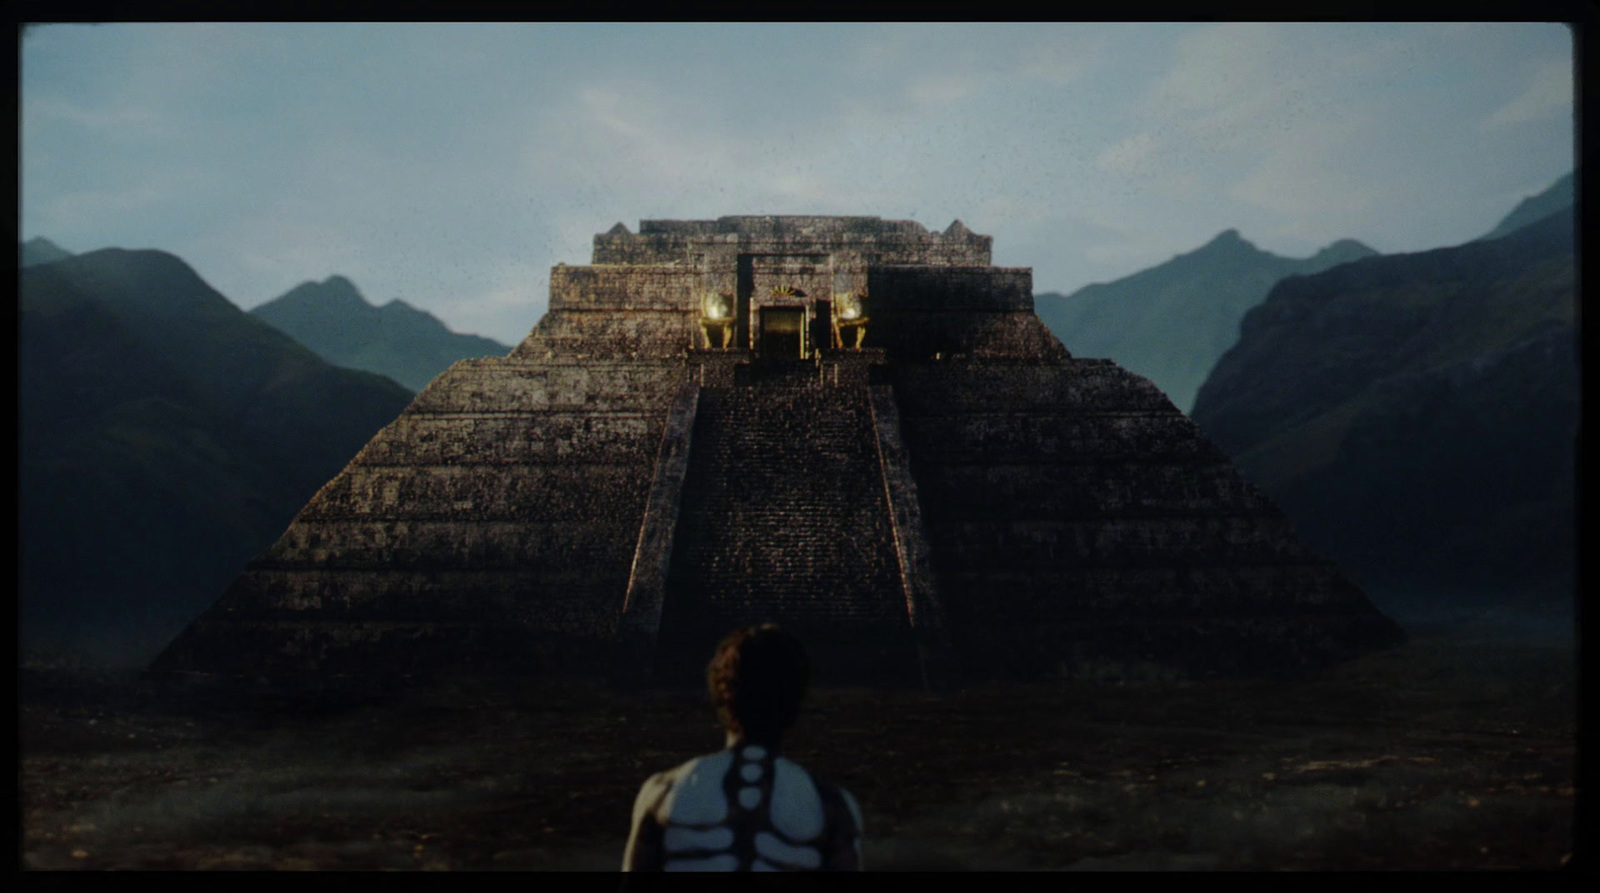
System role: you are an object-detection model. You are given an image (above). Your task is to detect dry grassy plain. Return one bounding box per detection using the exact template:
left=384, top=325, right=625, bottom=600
left=20, top=619, right=1580, bottom=872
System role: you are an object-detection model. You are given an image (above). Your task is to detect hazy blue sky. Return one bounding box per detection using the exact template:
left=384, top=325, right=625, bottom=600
left=21, top=22, right=1574, bottom=347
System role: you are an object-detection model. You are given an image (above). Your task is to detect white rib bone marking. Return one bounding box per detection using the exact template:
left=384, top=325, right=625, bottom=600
left=663, top=853, right=738, bottom=871
left=738, top=785, right=762, bottom=810
left=661, top=751, right=733, bottom=826
left=752, top=858, right=782, bottom=871
left=770, top=758, right=825, bottom=841
left=755, top=831, right=823, bottom=869
left=663, top=826, right=734, bottom=853
left=740, top=762, right=764, bottom=783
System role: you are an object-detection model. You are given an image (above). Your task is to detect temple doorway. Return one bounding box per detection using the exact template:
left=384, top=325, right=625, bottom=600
left=758, top=306, right=805, bottom=359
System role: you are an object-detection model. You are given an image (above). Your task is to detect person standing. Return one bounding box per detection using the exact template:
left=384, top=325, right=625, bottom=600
left=622, top=624, right=863, bottom=871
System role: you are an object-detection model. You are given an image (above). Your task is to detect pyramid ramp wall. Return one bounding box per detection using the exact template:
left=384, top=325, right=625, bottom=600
left=151, top=355, right=691, bottom=680
left=889, top=358, right=1406, bottom=679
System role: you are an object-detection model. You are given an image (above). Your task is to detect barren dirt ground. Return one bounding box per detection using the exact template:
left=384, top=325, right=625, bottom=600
left=20, top=624, right=1580, bottom=871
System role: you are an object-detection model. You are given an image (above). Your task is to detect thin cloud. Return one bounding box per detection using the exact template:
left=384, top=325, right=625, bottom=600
left=19, top=23, right=1574, bottom=346
left=1480, top=58, right=1573, bottom=131
left=40, top=186, right=168, bottom=230
left=907, top=72, right=984, bottom=108
left=1094, top=132, right=1159, bottom=177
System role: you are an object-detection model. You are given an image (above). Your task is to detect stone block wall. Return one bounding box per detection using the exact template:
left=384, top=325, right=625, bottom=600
left=151, top=356, right=693, bottom=680
left=864, top=266, right=1068, bottom=360
left=512, top=311, right=698, bottom=359
left=890, top=357, right=1405, bottom=679
left=592, top=216, right=993, bottom=267
left=548, top=265, right=694, bottom=311
left=522, top=265, right=705, bottom=357
left=869, top=266, right=1035, bottom=312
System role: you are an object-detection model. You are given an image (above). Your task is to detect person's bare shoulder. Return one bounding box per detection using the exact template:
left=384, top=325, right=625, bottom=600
left=631, top=769, right=674, bottom=825
left=634, top=755, right=710, bottom=824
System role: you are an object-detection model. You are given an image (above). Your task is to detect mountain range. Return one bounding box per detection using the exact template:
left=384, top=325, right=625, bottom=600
left=1190, top=203, right=1576, bottom=616
left=1034, top=232, right=1378, bottom=412
left=249, top=277, right=510, bottom=392
left=17, top=169, right=1575, bottom=663
left=20, top=249, right=416, bottom=665
left=1478, top=171, right=1574, bottom=241
left=21, top=235, right=74, bottom=267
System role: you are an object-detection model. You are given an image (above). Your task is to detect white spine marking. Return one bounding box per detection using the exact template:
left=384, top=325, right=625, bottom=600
left=755, top=831, right=823, bottom=869
left=662, top=751, right=733, bottom=826
left=740, top=762, right=764, bottom=782
left=663, top=853, right=738, bottom=872
left=738, top=786, right=762, bottom=810
left=742, top=745, right=768, bottom=760
left=663, top=826, right=734, bottom=853
left=770, top=758, right=825, bottom=841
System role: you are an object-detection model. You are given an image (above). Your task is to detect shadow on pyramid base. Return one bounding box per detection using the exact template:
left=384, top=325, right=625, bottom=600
left=142, top=609, right=1407, bottom=708
left=644, top=621, right=930, bottom=691
left=143, top=619, right=618, bottom=710
left=951, top=612, right=1409, bottom=684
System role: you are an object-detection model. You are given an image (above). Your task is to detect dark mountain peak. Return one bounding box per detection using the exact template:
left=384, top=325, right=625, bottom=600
left=1308, top=238, right=1379, bottom=269
left=1160, top=229, right=1259, bottom=266
left=377, top=298, right=450, bottom=331
left=31, top=247, right=237, bottom=320
left=1191, top=206, right=1576, bottom=610
left=1036, top=226, right=1383, bottom=415
left=20, top=236, right=73, bottom=267
left=379, top=297, right=425, bottom=315
left=1187, top=228, right=1265, bottom=261
left=1206, top=228, right=1250, bottom=248
left=267, top=275, right=375, bottom=318
left=1318, top=237, right=1376, bottom=255
left=20, top=243, right=417, bottom=664
left=1480, top=171, right=1575, bottom=241
left=251, top=277, right=510, bottom=391
left=77, top=246, right=182, bottom=272
left=320, top=274, right=363, bottom=299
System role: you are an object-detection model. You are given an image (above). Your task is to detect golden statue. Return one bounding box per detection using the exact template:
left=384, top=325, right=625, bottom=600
left=700, top=292, right=735, bottom=349
left=832, top=291, right=869, bottom=349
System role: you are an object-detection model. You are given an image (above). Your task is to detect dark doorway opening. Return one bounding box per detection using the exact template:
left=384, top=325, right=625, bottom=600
left=759, top=307, right=805, bottom=359
left=812, top=299, right=833, bottom=353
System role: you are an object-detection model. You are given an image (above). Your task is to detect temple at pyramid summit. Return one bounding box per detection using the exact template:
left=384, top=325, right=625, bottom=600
left=150, top=216, right=1405, bottom=688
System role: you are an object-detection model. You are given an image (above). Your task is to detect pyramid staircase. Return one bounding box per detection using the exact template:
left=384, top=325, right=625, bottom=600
left=648, top=368, right=923, bottom=686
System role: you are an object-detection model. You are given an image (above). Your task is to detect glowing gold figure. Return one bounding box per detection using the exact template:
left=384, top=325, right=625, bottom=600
left=700, top=292, right=735, bottom=349
left=832, top=291, right=869, bottom=349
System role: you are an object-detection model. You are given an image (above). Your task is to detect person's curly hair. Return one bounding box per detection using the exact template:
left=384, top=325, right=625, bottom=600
left=706, top=624, right=810, bottom=744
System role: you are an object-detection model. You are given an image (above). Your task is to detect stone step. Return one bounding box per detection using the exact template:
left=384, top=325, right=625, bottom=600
left=652, top=382, right=916, bottom=683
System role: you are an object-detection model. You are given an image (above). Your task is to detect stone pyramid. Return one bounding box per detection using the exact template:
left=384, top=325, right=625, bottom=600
left=150, top=216, right=1405, bottom=688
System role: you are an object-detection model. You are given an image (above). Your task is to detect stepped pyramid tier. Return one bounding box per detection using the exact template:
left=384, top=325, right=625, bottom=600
left=149, top=215, right=1404, bottom=688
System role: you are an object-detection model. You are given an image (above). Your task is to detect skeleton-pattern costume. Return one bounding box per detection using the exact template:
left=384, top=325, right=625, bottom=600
left=623, top=743, right=862, bottom=871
